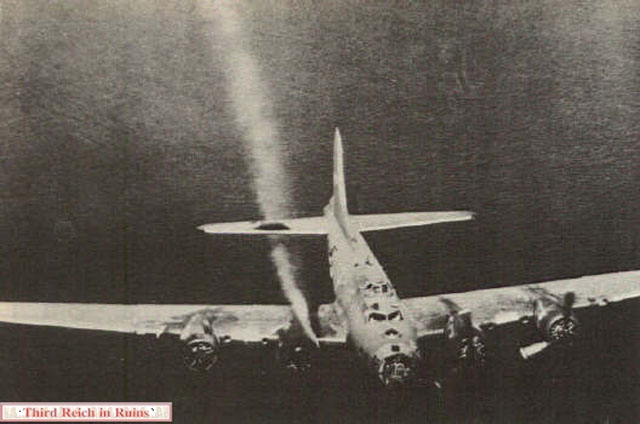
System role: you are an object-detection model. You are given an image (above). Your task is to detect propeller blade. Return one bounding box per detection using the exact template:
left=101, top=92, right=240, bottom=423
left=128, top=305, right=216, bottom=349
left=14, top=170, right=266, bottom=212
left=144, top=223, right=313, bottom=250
left=563, top=291, right=576, bottom=310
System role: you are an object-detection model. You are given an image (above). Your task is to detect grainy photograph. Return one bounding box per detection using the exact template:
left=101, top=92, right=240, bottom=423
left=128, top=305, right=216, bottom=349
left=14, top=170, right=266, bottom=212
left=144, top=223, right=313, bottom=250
left=1, top=1, right=638, bottom=423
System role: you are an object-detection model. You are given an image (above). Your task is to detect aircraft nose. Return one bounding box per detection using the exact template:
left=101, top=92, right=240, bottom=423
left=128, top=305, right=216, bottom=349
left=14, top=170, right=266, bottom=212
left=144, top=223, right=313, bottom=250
left=379, top=354, right=412, bottom=386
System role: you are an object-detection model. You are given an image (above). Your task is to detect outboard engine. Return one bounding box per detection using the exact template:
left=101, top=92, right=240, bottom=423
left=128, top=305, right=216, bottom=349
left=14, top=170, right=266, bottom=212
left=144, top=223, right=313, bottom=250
left=180, top=314, right=220, bottom=372
left=520, top=291, right=580, bottom=360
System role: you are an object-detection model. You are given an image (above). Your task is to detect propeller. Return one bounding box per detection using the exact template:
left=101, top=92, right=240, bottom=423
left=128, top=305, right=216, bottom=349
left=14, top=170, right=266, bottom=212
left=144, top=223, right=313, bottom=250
left=179, top=314, right=220, bottom=372
left=440, top=298, right=487, bottom=369
left=520, top=290, right=580, bottom=360
left=563, top=291, right=576, bottom=309
left=275, top=323, right=318, bottom=374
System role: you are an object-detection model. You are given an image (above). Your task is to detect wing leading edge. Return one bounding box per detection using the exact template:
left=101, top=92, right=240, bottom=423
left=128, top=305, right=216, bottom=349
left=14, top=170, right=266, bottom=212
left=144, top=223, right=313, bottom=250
left=405, top=270, right=640, bottom=338
left=1, top=271, right=637, bottom=353
left=0, top=303, right=294, bottom=342
left=0, top=302, right=347, bottom=347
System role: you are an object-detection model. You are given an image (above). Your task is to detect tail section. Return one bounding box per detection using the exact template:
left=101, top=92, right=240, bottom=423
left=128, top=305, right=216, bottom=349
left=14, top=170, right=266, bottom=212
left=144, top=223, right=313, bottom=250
left=198, top=128, right=474, bottom=236
left=332, top=128, right=348, bottom=215
left=352, top=211, right=474, bottom=232
left=329, top=128, right=351, bottom=232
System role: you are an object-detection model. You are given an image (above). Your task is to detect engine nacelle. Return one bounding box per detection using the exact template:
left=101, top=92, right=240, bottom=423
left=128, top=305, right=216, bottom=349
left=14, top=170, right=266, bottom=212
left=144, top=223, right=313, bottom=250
left=275, top=325, right=317, bottom=374
left=278, top=342, right=314, bottom=373
left=445, top=310, right=487, bottom=369
left=180, top=314, right=220, bottom=372
left=520, top=292, right=579, bottom=360
left=533, top=296, right=579, bottom=344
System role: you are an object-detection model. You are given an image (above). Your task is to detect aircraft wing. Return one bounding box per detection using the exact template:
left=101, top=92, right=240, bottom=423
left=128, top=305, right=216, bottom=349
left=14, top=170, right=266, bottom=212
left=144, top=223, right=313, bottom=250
left=0, top=302, right=348, bottom=348
left=404, top=270, right=640, bottom=340
left=0, top=303, right=298, bottom=343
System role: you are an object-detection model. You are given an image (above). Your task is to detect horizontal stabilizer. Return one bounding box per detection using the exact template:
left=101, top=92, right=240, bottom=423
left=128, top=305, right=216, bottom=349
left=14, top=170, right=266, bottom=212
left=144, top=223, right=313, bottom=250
left=198, top=216, right=328, bottom=235
left=198, top=211, right=473, bottom=236
left=352, top=211, right=474, bottom=232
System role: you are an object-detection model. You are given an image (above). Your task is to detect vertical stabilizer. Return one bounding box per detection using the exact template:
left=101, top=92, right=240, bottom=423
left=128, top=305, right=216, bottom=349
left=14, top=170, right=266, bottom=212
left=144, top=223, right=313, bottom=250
left=199, top=127, right=474, bottom=237
left=332, top=128, right=348, bottom=215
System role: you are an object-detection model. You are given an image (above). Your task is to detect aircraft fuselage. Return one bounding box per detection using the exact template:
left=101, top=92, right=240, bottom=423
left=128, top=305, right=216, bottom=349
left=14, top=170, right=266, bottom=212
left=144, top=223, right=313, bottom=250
left=324, top=200, right=420, bottom=385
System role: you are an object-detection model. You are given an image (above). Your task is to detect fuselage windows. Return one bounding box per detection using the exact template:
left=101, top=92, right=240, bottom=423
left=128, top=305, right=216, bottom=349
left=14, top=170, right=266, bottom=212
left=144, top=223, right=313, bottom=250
left=385, top=328, right=400, bottom=339
left=360, top=279, right=395, bottom=297
left=388, top=311, right=403, bottom=321
left=370, top=283, right=389, bottom=294
left=368, top=312, right=387, bottom=322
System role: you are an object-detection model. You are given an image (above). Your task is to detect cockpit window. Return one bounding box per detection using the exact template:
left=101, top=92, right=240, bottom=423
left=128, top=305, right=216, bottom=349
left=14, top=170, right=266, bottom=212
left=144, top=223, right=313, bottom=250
left=388, top=311, right=403, bottom=321
left=385, top=329, right=400, bottom=339
left=370, top=283, right=389, bottom=294
left=361, top=280, right=395, bottom=297
left=368, top=312, right=387, bottom=322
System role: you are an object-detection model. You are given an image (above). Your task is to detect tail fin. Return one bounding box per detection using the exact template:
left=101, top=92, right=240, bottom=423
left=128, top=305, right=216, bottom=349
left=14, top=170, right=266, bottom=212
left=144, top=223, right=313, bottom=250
left=198, top=128, right=474, bottom=236
left=330, top=128, right=350, bottom=229
left=332, top=128, right=347, bottom=213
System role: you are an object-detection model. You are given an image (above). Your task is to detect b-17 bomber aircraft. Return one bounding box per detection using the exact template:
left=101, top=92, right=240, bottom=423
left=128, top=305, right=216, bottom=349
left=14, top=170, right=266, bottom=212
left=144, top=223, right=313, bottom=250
left=0, top=129, right=638, bottom=388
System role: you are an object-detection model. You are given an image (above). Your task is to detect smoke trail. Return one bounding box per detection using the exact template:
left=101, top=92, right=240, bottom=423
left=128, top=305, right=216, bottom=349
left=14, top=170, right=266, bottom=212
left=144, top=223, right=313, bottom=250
left=270, top=243, right=316, bottom=344
left=200, top=1, right=317, bottom=344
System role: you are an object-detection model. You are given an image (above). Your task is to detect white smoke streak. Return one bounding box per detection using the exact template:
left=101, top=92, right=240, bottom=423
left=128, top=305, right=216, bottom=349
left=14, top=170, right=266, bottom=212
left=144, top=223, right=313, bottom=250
left=270, top=243, right=316, bottom=344
left=202, top=1, right=317, bottom=344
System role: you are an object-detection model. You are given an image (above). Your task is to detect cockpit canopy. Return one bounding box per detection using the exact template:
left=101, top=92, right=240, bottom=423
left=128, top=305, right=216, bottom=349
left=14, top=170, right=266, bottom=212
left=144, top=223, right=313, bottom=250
left=367, top=310, right=404, bottom=323
left=359, top=277, right=395, bottom=297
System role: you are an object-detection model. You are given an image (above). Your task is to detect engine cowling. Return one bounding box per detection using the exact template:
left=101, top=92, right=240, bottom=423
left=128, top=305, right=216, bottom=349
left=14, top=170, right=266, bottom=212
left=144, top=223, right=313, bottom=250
left=180, top=314, right=220, bottom=372
left=278, top=342, right=314, bottom=373
left=445, top=310, right=487, bottom=370
left=534, top=293, right=579, bottom=343
left=520, top=292, right=579, bottom=360
left=275, top=324, right=317, bottom=374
